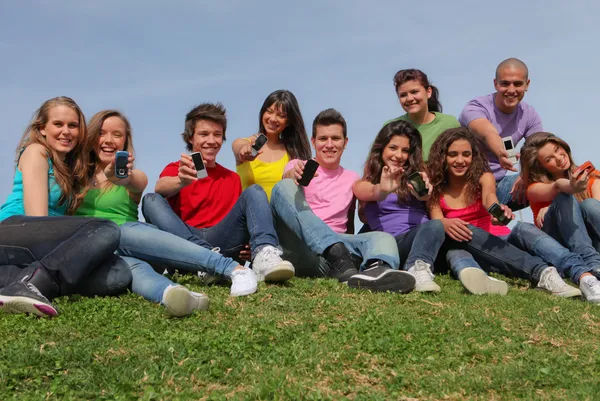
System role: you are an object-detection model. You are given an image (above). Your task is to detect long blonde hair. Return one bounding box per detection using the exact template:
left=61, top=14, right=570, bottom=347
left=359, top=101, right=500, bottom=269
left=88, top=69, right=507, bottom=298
left=520, top=132, right=598, bottom=201
left=15, top=96, right=89, bottom=213
left=86, top=110, right=135, bottom=190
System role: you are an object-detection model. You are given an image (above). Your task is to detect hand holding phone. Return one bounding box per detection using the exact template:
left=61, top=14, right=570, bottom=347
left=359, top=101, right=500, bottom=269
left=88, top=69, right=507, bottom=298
left=298, top=159, right=319, bottom=186
left=251, top=134, right=268, bottom=157
left=488, top=202, right=512, bottom=226
left=408, top=172, right=428, bottom=197
left=502, top=137, right=518, bottom=165
left=575, top=161, right=595, bottom=176
left=191, top=152, right=208, bottom=179
left=115, top=151, right=129, bottom=179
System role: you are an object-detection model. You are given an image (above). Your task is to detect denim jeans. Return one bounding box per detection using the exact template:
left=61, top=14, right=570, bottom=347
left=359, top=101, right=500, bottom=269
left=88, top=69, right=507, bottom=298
left=496, top=173, right=528, bottom=211
left=541, top=193, right=600, bottom=271
left=0, top=215, right=131, bottom=298
left=142, top=185, right=280, bottom=261
left=270, top=179, right=399, bottom=277
left=445, top=225, right=548, bottom=283
left=395, top=220, right=445, bottom=270
left=580, top=198, right=600, bottom=254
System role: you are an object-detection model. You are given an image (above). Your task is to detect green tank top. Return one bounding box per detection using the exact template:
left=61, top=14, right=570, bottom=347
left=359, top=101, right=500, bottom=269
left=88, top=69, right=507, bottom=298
left=75, top=185, right=139, bottom=225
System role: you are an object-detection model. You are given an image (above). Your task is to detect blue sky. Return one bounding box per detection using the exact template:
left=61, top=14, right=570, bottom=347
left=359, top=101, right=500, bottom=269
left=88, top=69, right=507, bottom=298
left=1, top=0, right=599, bottom=226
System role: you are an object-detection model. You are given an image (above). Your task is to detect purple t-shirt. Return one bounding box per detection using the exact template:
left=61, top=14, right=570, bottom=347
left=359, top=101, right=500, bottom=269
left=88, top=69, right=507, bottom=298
left=458, top=93, right=543, bottom=180
left=364, top=193, right=429, bottom=237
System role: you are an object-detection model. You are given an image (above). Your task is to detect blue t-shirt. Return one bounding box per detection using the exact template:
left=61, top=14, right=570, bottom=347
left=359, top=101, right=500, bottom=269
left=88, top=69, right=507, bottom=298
left=0, top=159, right=66, bottom=221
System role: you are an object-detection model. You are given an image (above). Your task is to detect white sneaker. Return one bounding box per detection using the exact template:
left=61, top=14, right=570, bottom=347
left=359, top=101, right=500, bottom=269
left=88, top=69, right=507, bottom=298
left=197, top=247, right=226, bottom=285
left=407, top=260, right=440, bottom=292
left=536, top=266, right=581, bottom=298
left=252, top=245, right=294, bottom=282
left=230, top=267, right=258, bottom=297
left=162, top=285, right=210, bottom=317
left=580, top=275, right=600, bottom=304
left=458, top=267, right=508, bottom=295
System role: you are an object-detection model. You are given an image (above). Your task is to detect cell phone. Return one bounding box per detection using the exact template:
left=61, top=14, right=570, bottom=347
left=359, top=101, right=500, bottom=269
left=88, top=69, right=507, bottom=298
left=502, top=136, right=518, bottom=165
left=115, top=151, right=129, bottom=179
left=408, top=171, right=428, bottom=197
left=191, top=152, right=208, bottom=179
left=488, top=202, right=511, bottom=226
left=575, top=161, right=595, bottom=176
left=298, top=159, right=319, bottom=186
left=251, top=134, right=268, bottom=156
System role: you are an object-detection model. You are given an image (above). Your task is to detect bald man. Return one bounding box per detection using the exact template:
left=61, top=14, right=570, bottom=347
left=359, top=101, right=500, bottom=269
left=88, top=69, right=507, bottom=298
left=459, top=58, right=543, bottom=210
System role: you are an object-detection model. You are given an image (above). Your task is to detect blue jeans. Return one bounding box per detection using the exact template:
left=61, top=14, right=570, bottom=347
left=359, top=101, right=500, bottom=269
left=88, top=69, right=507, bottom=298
left=496, top=173, right=528, bottom=211
left=142, top=185, right=280, bottom=260
left=541, top=193, right=600, bottom=271
left=395, top=220, right=445, bottom=269
left=580, top=198, right=600, bottom=254
left=270, top=179, right=399, bottom=277
left=445, top=225, right=547, bottom=283
left=507, top=222, right=592, bottom=283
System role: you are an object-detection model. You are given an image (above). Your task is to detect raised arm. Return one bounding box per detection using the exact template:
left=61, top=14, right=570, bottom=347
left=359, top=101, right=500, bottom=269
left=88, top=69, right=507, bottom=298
left=232, top=135, right=259, bottom=165
left=155, top=154, right=197, bottom=198
left=20, top=144, right=51, bottom=216
left=527, top=169, right=590, bottom=203
left=467, top=118, right=515, bottom=172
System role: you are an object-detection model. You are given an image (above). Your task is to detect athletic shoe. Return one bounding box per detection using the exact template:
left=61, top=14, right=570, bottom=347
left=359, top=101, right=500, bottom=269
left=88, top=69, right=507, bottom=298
left=580, top=275, right=600, bottom=304
left=458, top=267, right=508, bottom=295
left=197, top=247, right=227, bottom=285
left=323, top=242, right=359, bottom=283
left=347, top=261, right=415, bottom=293
left=407, top=260, right=441, bottom=293
left=0, top=279, right=58, bottom=317
left=536, top=266, right=581, bottom=297
left=162, top=285, right=209, bottom=317
left=230, top=267, right=258, bottom=297
left=252, top=245, right=294, bottom=282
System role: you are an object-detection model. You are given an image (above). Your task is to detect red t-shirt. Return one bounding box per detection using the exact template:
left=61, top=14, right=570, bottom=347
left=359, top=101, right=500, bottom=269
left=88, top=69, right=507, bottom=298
left=159, top=162, right=242, bottom=228
left=440, top=195, right=510, bottom=237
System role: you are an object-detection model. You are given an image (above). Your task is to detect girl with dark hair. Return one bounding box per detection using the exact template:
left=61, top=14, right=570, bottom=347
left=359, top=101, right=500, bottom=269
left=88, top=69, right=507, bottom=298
left=518, top=132, right=600, bottom=298
left=353, top=120, right=446, bottom=292
left=427, top=128, right=600, bottom=302
left=0, top=97, right=131, bottom=317
left=75, top=110, right=258, bottom=316
left=233, top=89, right=311, bottom=199
left=385, top=69, right=460, bottom=161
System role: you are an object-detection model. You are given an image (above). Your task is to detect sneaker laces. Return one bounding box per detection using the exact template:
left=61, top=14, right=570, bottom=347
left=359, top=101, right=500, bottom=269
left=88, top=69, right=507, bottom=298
left=411, top=260, right=434, bottom=282
left=211, top=247, right=221, bottom=254
left=583, top=277, right=600, bottom=295
left=254, top=246, right=283, bottom=269
left=542, top=268, right=571, bottom=291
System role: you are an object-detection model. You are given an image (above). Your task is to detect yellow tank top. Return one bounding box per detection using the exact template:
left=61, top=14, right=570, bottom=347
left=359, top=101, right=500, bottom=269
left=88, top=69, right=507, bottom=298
left=237, top=153, right=289, bottom=200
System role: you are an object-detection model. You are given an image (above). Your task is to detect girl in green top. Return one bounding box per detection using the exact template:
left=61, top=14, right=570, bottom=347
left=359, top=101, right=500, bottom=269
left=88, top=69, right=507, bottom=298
left=76, top=110, right=257, bottom=317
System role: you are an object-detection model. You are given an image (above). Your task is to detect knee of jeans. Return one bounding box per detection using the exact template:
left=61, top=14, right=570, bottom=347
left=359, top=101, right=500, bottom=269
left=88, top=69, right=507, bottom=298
left=426, top=219, right=445, bottom=237
left=554, top=192, right=575, bottom=205
left=581, top=198, right=600, bottom=213
left=272, top=179, right=296, bottom=199
left=141, top=193, right=164, bottom=213
left=87, top=219, right=121, bottom=251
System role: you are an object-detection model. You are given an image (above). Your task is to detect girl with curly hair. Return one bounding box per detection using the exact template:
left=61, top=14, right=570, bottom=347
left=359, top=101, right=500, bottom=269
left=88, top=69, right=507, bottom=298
left=519, top=132, right=600, bottom=299
left=353, top=120, right=446, bottom=292
left=427, top=128, right=600, bottom=302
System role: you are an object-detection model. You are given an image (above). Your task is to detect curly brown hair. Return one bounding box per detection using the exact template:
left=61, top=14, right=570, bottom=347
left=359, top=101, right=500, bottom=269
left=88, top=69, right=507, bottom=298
left=520, top=131, right=597, bottom=202
left=427, top=127, right=490, bottom=207
left=362, top=120, right=424, bottom=203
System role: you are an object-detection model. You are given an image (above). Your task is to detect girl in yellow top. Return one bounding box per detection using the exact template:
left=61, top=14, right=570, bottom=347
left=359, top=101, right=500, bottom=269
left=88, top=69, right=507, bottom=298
left=233, top=90, right=312, bottom=199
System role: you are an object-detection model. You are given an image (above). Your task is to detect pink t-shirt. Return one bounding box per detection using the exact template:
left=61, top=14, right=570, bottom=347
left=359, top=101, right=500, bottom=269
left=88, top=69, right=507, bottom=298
left=439, top=195, right=510, bottom=237
left=284, top=159, right=359, bottom=233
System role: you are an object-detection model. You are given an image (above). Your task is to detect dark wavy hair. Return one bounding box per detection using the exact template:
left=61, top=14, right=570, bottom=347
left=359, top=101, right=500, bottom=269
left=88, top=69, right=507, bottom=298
left=258, top=90, right=311, bottom=160
left=362, top=120, right=424, bottom=203
left=520, top=131, right=598, bottom=202
left=427, top=127, right=490, bottom=207
left=393, top=69, right=442, bottom=113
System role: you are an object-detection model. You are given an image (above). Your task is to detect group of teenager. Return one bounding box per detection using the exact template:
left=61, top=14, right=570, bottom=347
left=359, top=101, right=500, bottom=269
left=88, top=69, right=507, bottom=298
left=2, top=57, right=600, bottom=319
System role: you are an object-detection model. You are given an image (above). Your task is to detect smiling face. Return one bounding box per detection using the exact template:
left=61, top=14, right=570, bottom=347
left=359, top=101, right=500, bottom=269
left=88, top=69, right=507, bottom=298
left=39, top=105, right=81, bottom=158
left=446, top=139, right=473, bottom=178
left=261, top=103, right=288, bottom=138
left=382, top=135, right=410, bottom=170
left=96, top=116, right=128, bottom=167
left=494, top=66, right=530, bottom=113
left=537, top=142, right=571, bottom=177
left=397, top=79, right=432, bottom=116
left=187, top=119, right=223, bottom=167
left=312, top=124, right=347, bottom=169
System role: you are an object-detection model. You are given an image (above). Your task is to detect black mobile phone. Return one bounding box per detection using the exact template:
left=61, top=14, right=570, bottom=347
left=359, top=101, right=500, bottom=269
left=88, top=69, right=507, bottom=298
left=408, top=171, right=428, bottom=197
left=191, top=152, right=208, bottom=179
left=298, top=159, right=319, bottom=186
left=252, top=134, right=268, bottom=156
left=115, top=151, right=129, bottom=179
left=488, top=202, right=511, bottom=225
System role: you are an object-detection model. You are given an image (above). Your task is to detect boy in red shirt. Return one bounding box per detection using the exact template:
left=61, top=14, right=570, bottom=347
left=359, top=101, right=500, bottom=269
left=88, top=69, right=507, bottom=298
left=142, top=103, right=294, bottom=285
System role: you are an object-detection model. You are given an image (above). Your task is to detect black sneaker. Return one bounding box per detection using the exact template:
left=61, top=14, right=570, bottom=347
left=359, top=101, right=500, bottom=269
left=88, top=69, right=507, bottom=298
left=0, top=279, right=58, bottom=317
left=323, top=242, right=359, bottom=283
left=347, top=261, right=416, bottom=293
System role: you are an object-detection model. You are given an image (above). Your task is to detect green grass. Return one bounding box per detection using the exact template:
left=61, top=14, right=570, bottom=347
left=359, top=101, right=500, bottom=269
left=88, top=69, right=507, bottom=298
left=1, top=274, right=600, bottom=400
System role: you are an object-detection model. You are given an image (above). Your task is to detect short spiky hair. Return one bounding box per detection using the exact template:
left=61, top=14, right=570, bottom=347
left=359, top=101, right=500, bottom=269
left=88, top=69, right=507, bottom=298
left=312, top=108, right=347, bottom=138
left=181, top=102, right=227, bottom=151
